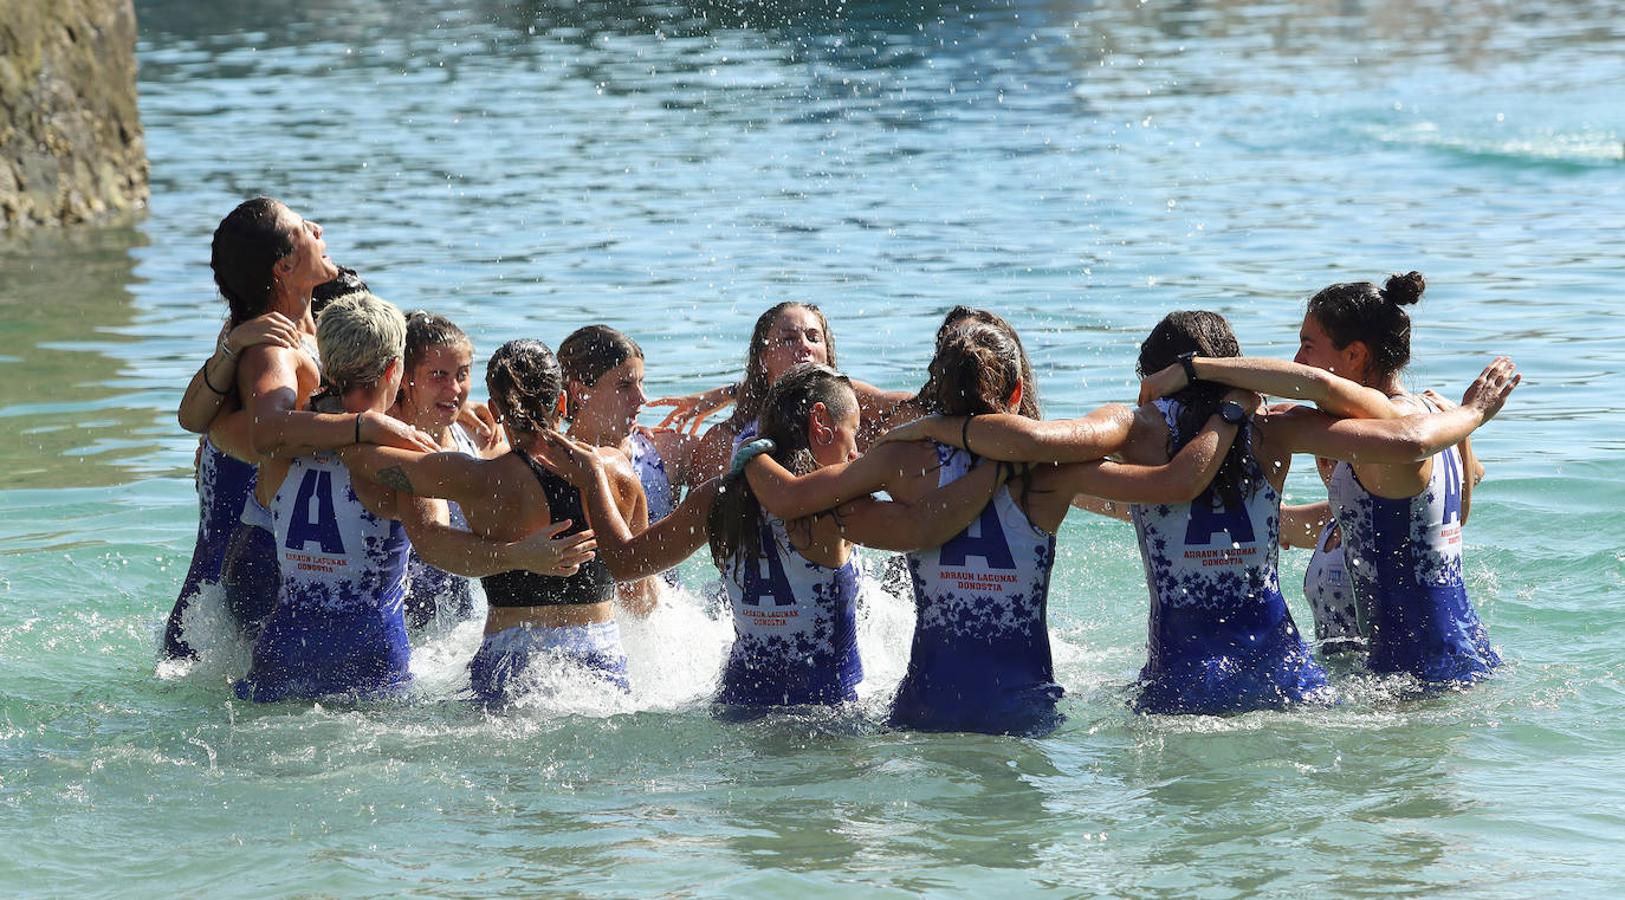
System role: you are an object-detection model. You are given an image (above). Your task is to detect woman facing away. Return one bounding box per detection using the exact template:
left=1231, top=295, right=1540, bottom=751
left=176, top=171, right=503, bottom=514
left=739, top=321, right=1249, bottom=732
left=890, top=308, right=1517, bottom=709
left=391, top=311, right=507, bottom=631
left=537, top=362, right=1014, bottom=712
left=1138, top=273, right=1517, bottom=685
left=340, top=339, right=649, bottom=705
left=235, top=295, right=589, bottom=702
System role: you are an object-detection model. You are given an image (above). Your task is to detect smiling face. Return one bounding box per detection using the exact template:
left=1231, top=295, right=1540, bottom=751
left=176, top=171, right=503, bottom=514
left=400, top=342, right=473, bottom=432
left=572, top=356, right=647, bottom=440
left=758, top=306, right=830, bottom=384
left=274, top=205, right=341, bottom=294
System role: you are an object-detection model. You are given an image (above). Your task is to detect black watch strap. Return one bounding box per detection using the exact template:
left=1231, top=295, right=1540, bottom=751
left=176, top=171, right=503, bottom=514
left=1178, top=351, right=1199, bottom=384
left=1219, top=400, right=1247, bottom=425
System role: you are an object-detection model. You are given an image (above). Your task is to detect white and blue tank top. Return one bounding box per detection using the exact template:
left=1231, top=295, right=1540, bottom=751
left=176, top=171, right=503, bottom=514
left=628, top=430, right=675, bottom=523
left=1327, top=395, right=1498, bottom=683
left=1129, top=400, right=1328, bottom=714
left=403, top=423, right=480, bottom=629
left=717, top=512, right=863, bottom=706
left=236, top=449, right=412, bottom=701
left=1304, top=520, right=1365, bottom=652
left=891, top=442, right=1062, bottom=735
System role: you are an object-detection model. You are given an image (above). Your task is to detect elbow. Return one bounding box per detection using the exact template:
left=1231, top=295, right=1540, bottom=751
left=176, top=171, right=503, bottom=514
left=178, top=410, right=208, bottom=435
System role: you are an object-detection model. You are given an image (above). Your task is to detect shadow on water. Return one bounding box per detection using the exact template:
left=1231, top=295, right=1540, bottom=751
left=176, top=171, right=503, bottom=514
left=0, top=225, right=157, bottom=489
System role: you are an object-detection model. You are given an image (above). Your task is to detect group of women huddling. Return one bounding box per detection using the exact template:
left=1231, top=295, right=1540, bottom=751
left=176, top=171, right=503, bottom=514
left=162, top=196, right=1520, bottom=735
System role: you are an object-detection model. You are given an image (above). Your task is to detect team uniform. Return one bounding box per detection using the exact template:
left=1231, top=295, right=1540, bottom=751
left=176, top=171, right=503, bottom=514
left=716, top=513, right=863, bottom=707
left=627, top=429, right=682, bottom=587
left=470, top=449, right=626, bottom=704
left=162, top=438, right=257, bottom=658
left=236, top=450, right=413, bottom=702
left=1129, top=400, right=1329, bottom=715
left=1304, top=520, right=1365, bottom=653
left=891, top=443, right=1063, bottom=736
left=1327, top=396, right=1498, bottom=683
left=402, top=422, right=481, bottom=629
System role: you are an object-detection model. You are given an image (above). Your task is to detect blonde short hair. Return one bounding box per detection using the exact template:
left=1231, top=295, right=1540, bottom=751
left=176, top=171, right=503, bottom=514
left=316, top=291, right=406, bottom=392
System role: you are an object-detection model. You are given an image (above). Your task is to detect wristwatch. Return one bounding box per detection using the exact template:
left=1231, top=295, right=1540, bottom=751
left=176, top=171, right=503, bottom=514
left=1177, top=351, right=1199, bottom=384
left=1219, top=400, right=1247, bottom=425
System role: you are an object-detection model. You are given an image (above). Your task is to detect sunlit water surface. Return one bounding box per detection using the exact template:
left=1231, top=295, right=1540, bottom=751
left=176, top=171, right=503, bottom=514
left=1, top=0, right=1622, bottom=894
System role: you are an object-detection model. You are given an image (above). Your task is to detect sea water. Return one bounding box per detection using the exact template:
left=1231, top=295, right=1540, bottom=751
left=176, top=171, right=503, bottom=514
left=1, top=0, right=1622, bottom=894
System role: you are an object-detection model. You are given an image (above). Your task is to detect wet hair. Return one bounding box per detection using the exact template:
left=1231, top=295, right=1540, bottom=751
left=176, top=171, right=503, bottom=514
left=486, top=339, right=564, bottom=436
left=1305, top=271, right=1426, bottom=381
left=211, top=197, right=294, bottom=326
left=315, top=291, right=406, bottom=393
left=404, top=310, right=472, bottom=372
left=708, top=363, right=857, bottom=568
left=557, top=325, right=644, bottom=419
left=1136, top=310, right=1252, bottom=508
left=310, top=266, right=369, bottom=319
left=916, top=306, right=1041, bottom=418
left=729, top=302, right=838, bottom=428
left=925, top=321, right=1033, bottom=419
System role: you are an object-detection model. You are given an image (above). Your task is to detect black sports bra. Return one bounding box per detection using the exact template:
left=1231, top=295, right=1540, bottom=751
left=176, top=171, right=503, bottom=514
left=480, top=448, right=617, bottom=608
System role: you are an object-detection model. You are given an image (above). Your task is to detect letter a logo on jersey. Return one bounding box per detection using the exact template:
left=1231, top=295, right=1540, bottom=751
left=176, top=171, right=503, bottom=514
left=741, top=525, right=795, bottom=607
left=939, top=505, right=1016, bottom=570
left=1183, top=489, right=1256, bottom=547
left=284, top=468, right=346, bottom=555
left=1441, top=450, right=1463, bottom=526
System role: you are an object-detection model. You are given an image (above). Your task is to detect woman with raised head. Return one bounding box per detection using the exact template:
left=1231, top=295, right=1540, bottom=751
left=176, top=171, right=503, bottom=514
left=539, top=362, right=1010, bottom=713
left=1138, top=273, right=1515, bottom=685
left=739, top=321, right=1249, bottom=732
left=162, top=199, right=432, bottom=659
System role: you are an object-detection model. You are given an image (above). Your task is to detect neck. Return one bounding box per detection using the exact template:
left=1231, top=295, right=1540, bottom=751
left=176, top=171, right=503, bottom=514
left=340, top=384, right=390, bottom=415
left=567, top=415, right=629, bottom=448
left=269, top=283, right=315, bottom=333
left=1369, top=372, right=1404, bottom=397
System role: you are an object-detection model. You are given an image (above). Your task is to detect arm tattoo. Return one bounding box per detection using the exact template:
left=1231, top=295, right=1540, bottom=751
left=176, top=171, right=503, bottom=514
left=378, top=465, right=415, bottom=494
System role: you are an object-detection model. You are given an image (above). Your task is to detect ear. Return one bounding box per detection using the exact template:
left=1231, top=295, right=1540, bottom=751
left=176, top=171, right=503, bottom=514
left=1342, top=340, right=1372, bottom=381
left=808, top=401, right=834, bottom=443
left=1007, top=380, right=1024, bottom=411
left=567, top=377, right=589, bottom=406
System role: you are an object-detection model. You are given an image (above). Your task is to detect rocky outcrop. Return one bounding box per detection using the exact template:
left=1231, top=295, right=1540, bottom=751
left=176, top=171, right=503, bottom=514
left=0, top=0, right=147, bottom=229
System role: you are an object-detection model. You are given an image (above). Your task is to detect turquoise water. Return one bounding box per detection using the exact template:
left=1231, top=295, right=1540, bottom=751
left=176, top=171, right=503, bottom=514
left=2, top=0, right=1623, bottom=893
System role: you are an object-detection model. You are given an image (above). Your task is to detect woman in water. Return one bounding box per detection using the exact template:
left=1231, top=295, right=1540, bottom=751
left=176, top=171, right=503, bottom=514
left=888, top=309, right=1517, bottom=709
left=740, top=321, right=1253, bottom=732
left=237, top=294, right=592, bottom=701
left=685, top=302, right=927, bottom=478
left=162, top=199, right=431, bottom=658
left=538, top=362, right=1018, bottom=711
left=340, top=338, right=648, bottom=704
left=557, top=325, right=705, bottom=595
left=1139, top=274, right=1515, bottom=684
left=392, top=311, right=506, bottom=630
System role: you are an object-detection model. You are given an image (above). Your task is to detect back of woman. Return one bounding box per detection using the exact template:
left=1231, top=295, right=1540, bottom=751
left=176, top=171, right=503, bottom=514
left=1130, top=397, right=1327, bottom=714
left=1326, top=395, right=1496, bottom=683
left=893, top=440, right=1062, bottom=735
left=718, top=511, right=862, bottom=707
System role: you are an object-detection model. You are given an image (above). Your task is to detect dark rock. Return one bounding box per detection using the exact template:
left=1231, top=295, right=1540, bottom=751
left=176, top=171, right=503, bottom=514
left=0, top=0, right=148, bottom=229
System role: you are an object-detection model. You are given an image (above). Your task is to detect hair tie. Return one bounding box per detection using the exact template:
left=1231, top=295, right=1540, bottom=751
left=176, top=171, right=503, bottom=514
left=730, top=438, right=776, bottom=477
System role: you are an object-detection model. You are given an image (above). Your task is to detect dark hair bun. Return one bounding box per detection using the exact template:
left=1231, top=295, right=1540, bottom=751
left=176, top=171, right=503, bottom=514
left=1382, top=271, right=1426, bottom=306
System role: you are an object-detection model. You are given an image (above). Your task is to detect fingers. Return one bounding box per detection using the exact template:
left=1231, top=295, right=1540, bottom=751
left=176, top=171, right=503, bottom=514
left=541, top=518, right=573, bottom=538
